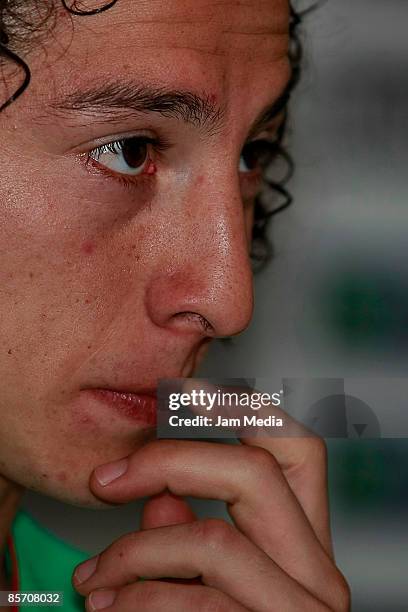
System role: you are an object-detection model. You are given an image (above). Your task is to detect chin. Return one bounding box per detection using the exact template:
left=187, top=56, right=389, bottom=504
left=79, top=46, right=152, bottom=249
left=10, top=421, right=156, bottom=510
left=16, top=445, right=136, bottom=510
left=25, top=469, right=123, bottom=510
left=50, top=489, right=121, bottom=510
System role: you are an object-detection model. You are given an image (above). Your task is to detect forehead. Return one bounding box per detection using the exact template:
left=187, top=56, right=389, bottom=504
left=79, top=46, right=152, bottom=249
left=29, top=0, right=290, bottom=110
left=64, top=0, right=290, bottom=50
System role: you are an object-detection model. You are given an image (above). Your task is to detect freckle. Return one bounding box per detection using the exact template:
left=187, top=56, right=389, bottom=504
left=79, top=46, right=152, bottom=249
left=7, top=349, right=12, bottom=355
left=29, top=271, right=34, bottom=279
left=119, top=552, right=123, bottom=558
left=131, top=244, right=136, bottom=249
left=81, top=240, right=95, bottom=255
left=85, top=298, right=90, bottom=304
left=87, top=345, right=92, bottom=349
left=41, top=473, right=48, bottom=479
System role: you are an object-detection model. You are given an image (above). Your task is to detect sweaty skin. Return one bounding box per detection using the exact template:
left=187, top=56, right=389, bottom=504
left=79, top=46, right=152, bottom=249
left=0, top=1, right=350, bottom=609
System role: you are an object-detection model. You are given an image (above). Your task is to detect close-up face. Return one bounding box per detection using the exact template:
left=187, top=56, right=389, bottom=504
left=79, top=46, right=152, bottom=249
left=0, top=0, right=290, bottom=508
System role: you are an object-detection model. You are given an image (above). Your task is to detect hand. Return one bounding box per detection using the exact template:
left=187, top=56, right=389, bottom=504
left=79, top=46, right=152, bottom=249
left=72, top=385, right=351, bottom=611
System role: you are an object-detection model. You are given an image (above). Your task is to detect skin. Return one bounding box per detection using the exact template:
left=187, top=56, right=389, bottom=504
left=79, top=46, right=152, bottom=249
left=0, top=0, right=350, bottom=609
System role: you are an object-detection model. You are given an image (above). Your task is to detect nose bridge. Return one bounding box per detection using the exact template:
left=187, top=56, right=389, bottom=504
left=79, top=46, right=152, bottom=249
left=147, top=174, right=254, bottom=338
left=195, top=183, right=252, bottom=296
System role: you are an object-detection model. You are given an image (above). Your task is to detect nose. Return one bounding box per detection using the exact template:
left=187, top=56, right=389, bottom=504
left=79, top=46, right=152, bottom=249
left=145, top=174, right=254, bottom=339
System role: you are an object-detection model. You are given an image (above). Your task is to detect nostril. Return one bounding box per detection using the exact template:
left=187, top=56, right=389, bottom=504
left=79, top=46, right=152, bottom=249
left=176, top=312, right=214, bottom=335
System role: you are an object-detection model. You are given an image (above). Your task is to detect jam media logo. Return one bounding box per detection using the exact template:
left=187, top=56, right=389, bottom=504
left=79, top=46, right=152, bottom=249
left=157, top=378, right=283, bottom=439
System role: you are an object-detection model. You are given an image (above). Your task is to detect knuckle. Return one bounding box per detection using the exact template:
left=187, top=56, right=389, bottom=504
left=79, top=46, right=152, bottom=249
left=331, top=570, right=352, bottom=612
left=96, top=532, right=138, bottom=576
left=284, top=436, right=328, bottom=481
left=307, top=436, right=328, bottom=463
left=244, top=445, right=280, bottom=478
left=319, top=567, right=352, bottom=612
left=108, top=532, right=136, bottom=558
left=195, top=518, right=237, bottom=551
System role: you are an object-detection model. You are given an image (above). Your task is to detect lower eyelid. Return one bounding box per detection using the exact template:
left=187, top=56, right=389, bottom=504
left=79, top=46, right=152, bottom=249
left=84, top=144, right=263, bottom=196
left=83, top=154, right=156, bottom=187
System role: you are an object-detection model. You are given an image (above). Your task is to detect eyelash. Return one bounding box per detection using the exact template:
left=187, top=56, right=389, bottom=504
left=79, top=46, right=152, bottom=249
left=85, top=135, right=280, bottom=191
left=85, top=136, right=170, bottom=189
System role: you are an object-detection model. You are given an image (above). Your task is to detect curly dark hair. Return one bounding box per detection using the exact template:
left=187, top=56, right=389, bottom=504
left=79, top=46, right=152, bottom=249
left=0, top=0, right=309, bottom=271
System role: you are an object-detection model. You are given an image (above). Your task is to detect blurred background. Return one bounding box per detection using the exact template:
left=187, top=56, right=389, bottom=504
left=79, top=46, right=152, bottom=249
left=23, top=1, right=408, bottom=610
left=200, top=0, right=408, bottom=608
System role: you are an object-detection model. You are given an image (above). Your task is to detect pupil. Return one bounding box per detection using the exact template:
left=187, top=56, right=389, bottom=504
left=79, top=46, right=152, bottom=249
left=122, top=138, right=148, bottom=168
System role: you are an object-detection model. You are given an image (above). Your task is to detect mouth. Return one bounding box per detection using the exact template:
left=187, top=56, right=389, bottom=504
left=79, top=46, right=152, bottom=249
left=85, top=388, right=157, bottom=427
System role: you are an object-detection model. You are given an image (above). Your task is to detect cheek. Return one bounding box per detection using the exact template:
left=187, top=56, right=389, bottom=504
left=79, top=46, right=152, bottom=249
left=0, top=151, right=162, bottom=506
left=0, top=173, right=149, bottom=399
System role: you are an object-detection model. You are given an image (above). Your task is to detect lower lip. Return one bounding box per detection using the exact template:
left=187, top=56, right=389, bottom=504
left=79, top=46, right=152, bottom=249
left=87, top=389, right=157, bottom=426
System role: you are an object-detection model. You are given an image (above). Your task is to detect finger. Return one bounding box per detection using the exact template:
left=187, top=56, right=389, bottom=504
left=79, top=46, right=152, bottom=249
left=75, top=519, right=331, bottom=612
left=141, top=490, right=196, bottom=530
left=142, top=490, right=201, bottom=588
left=86, top=581, right=249, bottom=612
left=240, top=429, right=332, bottom=557
left=184, top=379, right=333, bottom=557
left=88, top=441, right=339, bottom=607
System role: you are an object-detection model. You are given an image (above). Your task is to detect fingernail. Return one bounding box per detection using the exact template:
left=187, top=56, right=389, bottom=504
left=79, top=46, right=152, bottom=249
left=94, top=458, right=128, bottom=486
left=74, top=555, right=99, bottom=584
left=89, top=589, right=117, bottom=610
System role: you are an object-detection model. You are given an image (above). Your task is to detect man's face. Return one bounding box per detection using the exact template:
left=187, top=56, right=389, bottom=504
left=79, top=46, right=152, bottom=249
left=0, top=0, right=290, bottom=507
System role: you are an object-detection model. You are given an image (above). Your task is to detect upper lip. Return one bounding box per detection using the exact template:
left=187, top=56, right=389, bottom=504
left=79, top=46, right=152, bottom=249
left=83, top=346, right=205, bottom=397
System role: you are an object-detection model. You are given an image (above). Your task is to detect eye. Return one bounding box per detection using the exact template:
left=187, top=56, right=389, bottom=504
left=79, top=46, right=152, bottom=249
left=239, top=139, right=279, bottom=174
left=88, top=136, right=155, bottom=176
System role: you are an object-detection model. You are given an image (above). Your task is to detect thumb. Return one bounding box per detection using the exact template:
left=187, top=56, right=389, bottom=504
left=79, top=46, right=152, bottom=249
left=141, top=490, right=196, bottom=530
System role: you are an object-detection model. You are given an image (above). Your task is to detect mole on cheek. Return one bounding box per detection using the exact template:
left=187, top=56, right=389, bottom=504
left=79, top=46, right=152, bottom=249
left=81, top=240, right=95, bottom=255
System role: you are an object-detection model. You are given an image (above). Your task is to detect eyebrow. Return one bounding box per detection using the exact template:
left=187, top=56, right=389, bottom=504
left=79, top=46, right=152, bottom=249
left=50, top=78, right=291, bottom=138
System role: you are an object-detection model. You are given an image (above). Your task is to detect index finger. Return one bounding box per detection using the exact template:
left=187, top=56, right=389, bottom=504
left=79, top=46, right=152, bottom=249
left=181, top=378, right=333, bottom=557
